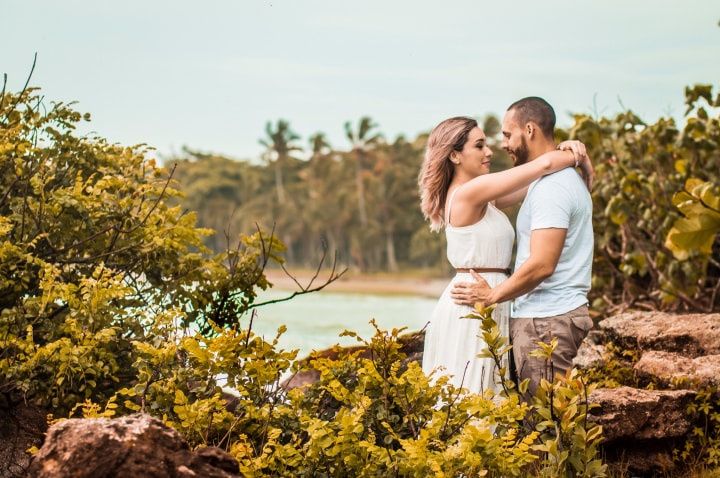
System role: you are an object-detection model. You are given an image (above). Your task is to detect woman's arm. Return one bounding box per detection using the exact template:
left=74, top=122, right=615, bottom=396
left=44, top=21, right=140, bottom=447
left=493, top=140, right=593, bottom=209
left=455, top=149, right=579, bottom=209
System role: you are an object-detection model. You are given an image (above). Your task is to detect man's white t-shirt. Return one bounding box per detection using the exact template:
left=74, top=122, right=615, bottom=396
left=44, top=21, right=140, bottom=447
left=512, top=167, right=593, bottom=318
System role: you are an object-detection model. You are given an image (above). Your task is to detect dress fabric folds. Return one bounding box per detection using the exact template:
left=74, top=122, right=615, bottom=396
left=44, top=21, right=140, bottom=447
left=421, top=194, right=515, bottom=395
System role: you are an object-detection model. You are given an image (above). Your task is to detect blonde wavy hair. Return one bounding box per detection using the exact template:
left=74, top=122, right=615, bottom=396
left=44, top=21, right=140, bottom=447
left=418, top=116, right=478, bottom=231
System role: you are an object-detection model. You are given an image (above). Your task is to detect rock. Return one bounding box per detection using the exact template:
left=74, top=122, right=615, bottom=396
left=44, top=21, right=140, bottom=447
left=599, top=312, right=720, bottom=357
left=282, top=330, right=425, bottom=391
left=589, top=386, right=695, bottom=441
left=573, top=330, right=607, bottom=370
left=589, top=386, right=697, bottom=475
left=28, top=413, right=239, bottom=478
left=0, top=399, right=47, bottom=478
left=634, top=350, right=720, bottom=389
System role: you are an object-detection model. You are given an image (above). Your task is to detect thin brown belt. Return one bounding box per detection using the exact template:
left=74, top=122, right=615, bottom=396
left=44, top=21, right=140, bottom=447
left=456, top=267, right=510, bottom=275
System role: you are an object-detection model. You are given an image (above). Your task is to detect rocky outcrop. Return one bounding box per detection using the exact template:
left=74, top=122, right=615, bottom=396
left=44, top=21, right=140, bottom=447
left=0, top=400, right=46, bottom=478
left=28, top=413, right=239, bottom=478
left=572, top=329, right=607, bottom=369
left=634, top=350, right=720, bottom=389
left=589, top=386, right=696, bottom=441
left=588, top=386, right=697, bottom=475
left=599, top=311, right=720, bottom=357
left=572, top=312, right=720, bottom=475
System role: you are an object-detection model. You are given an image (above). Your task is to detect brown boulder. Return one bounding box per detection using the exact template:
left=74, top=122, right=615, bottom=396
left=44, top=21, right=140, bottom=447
left=599, top=312, right=720, bottom=356
left=573, top=330, right=607, bottom=370
left=28, top=413, right=239, bottom=478
left=634, top=350, right=720, bottom=389
left=589, top=386, right=695, bottom=441
left=589, top=386, right=697, bottom=475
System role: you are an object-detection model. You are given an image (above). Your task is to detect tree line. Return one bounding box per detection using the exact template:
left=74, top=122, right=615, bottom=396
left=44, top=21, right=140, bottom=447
left=170, top=85, right=720, bottom=312
left=168, top=116, right=511, bottom=273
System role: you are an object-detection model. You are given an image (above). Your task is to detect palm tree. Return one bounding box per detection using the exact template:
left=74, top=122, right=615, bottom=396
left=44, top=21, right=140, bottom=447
left=259, top=119, right=302, bottom=205
left=309, top=132, right=331, bottom=158
left=344, top=117, right=382, bottom=227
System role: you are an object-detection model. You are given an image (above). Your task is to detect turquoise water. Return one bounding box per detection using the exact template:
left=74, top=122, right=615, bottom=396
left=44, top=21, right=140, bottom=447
left=249, top=290, right=438, bottom=359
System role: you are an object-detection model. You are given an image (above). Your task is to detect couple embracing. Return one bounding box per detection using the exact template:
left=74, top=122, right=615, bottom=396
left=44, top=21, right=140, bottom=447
left=418, top=97, right=594, bottom=398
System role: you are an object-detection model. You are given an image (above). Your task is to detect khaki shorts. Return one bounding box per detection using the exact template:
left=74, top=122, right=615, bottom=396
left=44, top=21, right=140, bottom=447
left=510, top=305, right=593, bottom=398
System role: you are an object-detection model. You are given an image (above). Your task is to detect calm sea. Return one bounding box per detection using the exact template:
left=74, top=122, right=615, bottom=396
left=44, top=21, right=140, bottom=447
left=249, top=290, right=438, bottom=359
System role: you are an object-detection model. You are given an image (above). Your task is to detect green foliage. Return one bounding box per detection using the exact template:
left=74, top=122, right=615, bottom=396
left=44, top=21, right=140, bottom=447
left=568, top=83, right=720, bottom=312
left=170, top=84, right=720, bottom=313
left=284, top=321, right=539, bottom=477
left=666, top=178, right=720, bottom=260
left=0, top=85, right=607, bottom=477
left=578, top=342, right=641, bottom=389
left=0, top=86, right=281, bottom=415
left=170, top=117, right=512, bottom=272
left=528, top=341, right=606, bottom=478
left=466, top=307, right=607, bottom=478
left=676, top=386, right=720, bottom=470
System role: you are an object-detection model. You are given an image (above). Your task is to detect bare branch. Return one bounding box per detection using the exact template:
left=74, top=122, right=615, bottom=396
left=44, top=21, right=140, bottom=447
left=2, top=52, right=37, bottom=124
left=244, top=309, right=257, bottom=349
left=0, top=73, right=7, bottom=110
left=246, top=248, right=347, bottom=311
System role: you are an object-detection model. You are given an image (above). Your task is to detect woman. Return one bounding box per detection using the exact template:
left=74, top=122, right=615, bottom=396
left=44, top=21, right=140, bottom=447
left=418, top=116, right=590, bottom=395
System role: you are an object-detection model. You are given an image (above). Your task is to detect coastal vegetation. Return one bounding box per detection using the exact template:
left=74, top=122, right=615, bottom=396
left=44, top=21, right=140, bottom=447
left=0, top=74, right=718, bottom=476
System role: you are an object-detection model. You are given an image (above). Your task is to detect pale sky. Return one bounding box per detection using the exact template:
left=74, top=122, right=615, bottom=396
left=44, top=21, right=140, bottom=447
left=3, top=1, right=718, bottom=160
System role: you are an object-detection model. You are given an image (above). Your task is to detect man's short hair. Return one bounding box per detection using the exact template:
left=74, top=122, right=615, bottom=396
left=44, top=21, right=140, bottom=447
left=507, top=97, right=556, bottom=139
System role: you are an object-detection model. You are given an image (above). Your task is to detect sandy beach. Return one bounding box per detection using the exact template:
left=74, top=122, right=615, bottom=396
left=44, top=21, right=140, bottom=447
left=264, top=269, right=449, bottom=298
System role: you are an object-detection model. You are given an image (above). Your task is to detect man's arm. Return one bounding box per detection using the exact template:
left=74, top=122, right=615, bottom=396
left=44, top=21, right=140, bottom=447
left=450, top=227, right=567, bottom=306
left=494, top=186, right=529, bottom=209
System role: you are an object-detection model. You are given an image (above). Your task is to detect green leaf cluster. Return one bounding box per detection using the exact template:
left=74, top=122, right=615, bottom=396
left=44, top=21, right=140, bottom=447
left=567, top=83, right=720, bottom=312
left=666, top=178, right=720, bottom=260
left=0, top=86, right=281, bottom=414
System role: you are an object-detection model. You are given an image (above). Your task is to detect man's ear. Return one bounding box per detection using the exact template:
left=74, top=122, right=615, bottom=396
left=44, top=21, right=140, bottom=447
left=525, top=122, right=536, bottom=140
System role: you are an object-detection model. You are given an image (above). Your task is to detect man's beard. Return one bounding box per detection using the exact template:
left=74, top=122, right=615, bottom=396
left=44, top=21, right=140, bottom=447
left=511, top=136, right=530, bottom=166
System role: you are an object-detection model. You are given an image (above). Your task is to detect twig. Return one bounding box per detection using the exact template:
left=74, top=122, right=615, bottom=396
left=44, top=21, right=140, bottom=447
left=2, top=53, right=37, bottom=124
left=0, top=73, right=7, bottom=110
left=140, top=369, right=159, bottom=413
left=440, top=361, right=469, bottom=438
left=244, top=309, right=257, bottom=349
left=245, top=262, right=347, bottom=311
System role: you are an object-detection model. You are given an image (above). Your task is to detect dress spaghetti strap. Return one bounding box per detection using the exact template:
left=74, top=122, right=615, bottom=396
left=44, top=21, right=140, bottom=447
left=445, top=185, right=463, bottom=226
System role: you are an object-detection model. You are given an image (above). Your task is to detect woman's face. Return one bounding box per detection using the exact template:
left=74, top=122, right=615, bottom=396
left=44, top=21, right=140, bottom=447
left=453, top=127, right=493, bottom=177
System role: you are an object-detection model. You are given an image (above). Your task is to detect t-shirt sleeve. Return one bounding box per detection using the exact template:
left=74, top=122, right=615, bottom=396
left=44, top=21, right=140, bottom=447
left=529, top=177, right=573, bottom=230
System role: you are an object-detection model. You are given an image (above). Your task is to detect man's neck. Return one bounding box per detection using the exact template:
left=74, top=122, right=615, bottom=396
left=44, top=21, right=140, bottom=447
left=528, top=140, right=557, bottom=162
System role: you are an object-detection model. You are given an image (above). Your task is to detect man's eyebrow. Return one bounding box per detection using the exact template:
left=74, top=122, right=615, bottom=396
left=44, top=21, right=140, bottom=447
left=475, top=138, right=485, bottom=144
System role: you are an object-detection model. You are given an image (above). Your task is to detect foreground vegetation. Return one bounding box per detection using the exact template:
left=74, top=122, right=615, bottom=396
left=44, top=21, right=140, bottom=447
left=0, top=76, right=718, bottom=476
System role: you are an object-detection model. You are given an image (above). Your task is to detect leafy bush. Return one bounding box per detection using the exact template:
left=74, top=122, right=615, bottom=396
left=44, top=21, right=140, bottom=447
left=566, top=84, right=720, bottom=312
left=1, top=85, right=607, bottom=476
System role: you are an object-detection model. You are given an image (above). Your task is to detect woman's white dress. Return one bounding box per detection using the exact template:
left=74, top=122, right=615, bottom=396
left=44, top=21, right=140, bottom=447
left=422, top=189, right=515, bottom=395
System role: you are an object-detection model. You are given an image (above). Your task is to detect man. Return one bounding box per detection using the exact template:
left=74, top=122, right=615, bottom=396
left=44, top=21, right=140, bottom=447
left=450, top=96, right=594, bottom=397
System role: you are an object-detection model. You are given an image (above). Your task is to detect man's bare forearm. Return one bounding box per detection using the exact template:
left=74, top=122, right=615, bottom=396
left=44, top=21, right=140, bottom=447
left=486, top=259, right=553, bottom=305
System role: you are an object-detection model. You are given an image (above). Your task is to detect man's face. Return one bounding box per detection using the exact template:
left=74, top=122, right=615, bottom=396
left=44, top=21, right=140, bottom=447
left=501, top=109, right=529, bottom=166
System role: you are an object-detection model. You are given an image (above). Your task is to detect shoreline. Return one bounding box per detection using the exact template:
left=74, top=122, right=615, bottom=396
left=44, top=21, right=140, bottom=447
left=264, top=269, right=449, bottom=298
